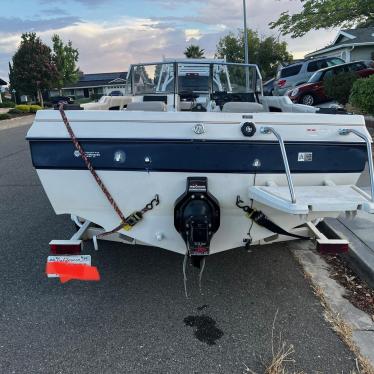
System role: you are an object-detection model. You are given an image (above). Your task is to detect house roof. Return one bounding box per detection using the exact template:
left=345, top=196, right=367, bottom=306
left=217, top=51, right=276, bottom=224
left=305, top=27, right=374, bottom=58
left=334, top=28, right=374, bottom=45
left=63, top=72, right=127, bottom=89
left=0, top=78, right=7, bottom=85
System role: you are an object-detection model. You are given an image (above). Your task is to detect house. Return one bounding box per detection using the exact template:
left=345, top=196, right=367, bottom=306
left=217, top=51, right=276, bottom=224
left=0, top=78, right=7, bottom=104
left=305, top=27, right=374, bottom=62
left=50, top=71, right=127, bottom=99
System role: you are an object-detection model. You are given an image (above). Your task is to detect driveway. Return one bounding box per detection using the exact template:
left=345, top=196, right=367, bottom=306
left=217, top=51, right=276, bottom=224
left=0, top=123, right=357, bottom=373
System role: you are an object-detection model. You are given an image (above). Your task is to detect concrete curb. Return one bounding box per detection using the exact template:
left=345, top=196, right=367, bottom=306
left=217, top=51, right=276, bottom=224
left=0, top=115, right=34, bottom=132
left=324, top=218, right=374, bottom=289
left=291, top=242, right=374, bottom=368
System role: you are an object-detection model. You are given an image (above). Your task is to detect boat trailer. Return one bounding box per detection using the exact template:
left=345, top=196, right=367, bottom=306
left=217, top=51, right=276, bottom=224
left=47, top=214, right=349, bottom=257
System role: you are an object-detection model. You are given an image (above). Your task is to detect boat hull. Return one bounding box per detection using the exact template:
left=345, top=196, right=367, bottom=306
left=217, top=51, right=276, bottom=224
left=27, top=110, right=371, bottom=254
left=36, top=169, right=361, bottom=254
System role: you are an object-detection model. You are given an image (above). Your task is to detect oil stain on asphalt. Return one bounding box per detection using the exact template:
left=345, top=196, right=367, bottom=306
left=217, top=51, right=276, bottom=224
left=184, top=314, right=224, bottom=346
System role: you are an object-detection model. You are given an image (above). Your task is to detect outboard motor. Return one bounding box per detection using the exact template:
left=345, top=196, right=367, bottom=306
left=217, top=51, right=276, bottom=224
left=174, top=177, right=220, bottom=258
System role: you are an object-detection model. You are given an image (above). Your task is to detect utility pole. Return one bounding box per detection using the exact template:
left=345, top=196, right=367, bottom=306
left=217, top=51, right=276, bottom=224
left=243, top=0, right=249, bottom=65
left=243, top=0, right=250, bottom=91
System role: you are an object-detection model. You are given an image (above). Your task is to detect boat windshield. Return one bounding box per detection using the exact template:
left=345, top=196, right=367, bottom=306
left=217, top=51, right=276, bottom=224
left=126, top=61, right=259, bottom=96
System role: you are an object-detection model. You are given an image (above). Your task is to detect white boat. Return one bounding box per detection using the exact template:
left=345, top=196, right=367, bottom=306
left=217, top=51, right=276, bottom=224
left=27, top=59, right=374, bottom=260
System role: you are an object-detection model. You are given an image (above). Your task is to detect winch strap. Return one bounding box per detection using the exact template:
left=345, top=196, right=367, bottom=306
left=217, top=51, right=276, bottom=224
left=251, top=211, right=310, bottom=240
left=236, top=196, right=310, bottom=240
left=58, top=104, right=128, bottom=232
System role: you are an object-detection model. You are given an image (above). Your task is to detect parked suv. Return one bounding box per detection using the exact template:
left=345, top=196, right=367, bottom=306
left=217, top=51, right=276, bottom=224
left=288, top=61, right=374, bottom=106
left=274, top=57, right=345, bottom=96
left=50, top=95, right=74, bottom=105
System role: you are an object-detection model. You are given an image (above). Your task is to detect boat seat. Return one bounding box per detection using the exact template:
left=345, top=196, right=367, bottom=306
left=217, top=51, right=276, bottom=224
left=222, top=102, right=265, bottom=113
left=126, top=101, right=167, bottom=112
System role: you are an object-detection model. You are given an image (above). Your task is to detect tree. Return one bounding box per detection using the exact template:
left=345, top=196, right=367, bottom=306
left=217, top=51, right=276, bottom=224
left=184, top=45, right=205, bottom=58
left=215, top=29, right=293, bottom=79
left=52, top=34, right=79, bottom=94
left=270, top=0, right=374, bottom=38
left=9, top=33, right=57, bottom=106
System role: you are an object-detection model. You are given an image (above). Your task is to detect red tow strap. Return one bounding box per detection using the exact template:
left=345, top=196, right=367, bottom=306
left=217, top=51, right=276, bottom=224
left=58, top=103, right=128, bottom=236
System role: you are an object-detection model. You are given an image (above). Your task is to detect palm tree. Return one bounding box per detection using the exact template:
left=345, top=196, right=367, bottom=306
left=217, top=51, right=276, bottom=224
left=184, top=45, right=205, bottom=59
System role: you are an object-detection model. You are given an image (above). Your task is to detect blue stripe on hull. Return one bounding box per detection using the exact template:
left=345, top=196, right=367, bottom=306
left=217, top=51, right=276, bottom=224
left=29, top=139, right=367, bottom=174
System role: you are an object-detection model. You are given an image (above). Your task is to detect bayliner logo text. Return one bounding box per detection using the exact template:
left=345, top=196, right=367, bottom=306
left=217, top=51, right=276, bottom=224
left=74, top=150, right=101, bottom=159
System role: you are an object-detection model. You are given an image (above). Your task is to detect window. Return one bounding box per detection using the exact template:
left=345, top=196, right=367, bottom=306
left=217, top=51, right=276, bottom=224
left=308, top=71, right=323, bottom=83
left=326, top=57, right=345, bottom=66
left=307, top=60, right=328, bottom=72
left=322, top=70, right=334, bottom=80
left=333, top=65, right=348, bottom=74
left=307, top=57, right=345, bottom=72
left=348, top=62, right=365, bottom=72
left=280, top=64, right=302, bottom=78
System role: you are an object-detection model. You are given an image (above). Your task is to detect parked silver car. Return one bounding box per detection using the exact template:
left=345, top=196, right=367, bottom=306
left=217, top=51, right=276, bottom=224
left=274, top=57, right=345, bottom=96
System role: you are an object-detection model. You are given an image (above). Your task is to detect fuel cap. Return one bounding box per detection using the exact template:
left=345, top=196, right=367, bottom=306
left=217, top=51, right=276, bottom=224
left=241, top=122, right=256, bottom=137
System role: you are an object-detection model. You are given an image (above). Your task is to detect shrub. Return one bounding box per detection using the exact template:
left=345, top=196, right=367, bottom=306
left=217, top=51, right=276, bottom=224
left=0, top=113, right=11, bottom=120
left=90, top=93, right=103, bottom=101
left=350, top=75, right=374, bottom=115
left=15, top=104, right=31, bottom=113
left=0, top=101, right=15, bottom=108
left=324, top=72, right=358, bottom=105
left=8, top=108, right=23, bottom=115
left=29, top=105, right=42, bottom=113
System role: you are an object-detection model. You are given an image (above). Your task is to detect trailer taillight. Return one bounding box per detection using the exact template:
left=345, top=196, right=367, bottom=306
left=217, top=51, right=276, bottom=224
left=317, top=239, right=349, bottom=254
left=49, top=240, right=83, bottom=255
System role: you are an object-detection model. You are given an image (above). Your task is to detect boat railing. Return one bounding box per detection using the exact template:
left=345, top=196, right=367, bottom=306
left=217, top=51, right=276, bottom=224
left=339, top=128, right=374, bottom=202
left=260, top=126, right=297, bottom=204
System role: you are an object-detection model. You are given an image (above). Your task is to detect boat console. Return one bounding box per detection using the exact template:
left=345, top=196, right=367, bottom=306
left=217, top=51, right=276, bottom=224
left=210, top=92, right=256, bottom=110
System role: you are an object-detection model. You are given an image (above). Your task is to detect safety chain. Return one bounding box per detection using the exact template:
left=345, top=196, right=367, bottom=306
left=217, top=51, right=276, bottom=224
left=236, top=196, right=255, bottom=218
left=140, top=194, right=160, bottom=214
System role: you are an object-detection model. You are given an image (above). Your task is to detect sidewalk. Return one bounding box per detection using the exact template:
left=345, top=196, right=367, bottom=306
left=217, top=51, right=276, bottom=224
left=0, top=114, right=34, bottom=132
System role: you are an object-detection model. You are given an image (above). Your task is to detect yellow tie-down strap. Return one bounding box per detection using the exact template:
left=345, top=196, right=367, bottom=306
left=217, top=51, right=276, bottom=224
left=122, top=212, right=143, bottom=231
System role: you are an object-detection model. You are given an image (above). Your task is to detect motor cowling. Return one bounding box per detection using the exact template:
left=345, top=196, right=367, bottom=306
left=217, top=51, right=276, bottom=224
left=174, top=177, right=220, bottom=256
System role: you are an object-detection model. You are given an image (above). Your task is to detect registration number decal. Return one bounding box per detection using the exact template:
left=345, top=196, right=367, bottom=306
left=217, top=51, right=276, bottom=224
left=298, top=152, right=313, bottom=162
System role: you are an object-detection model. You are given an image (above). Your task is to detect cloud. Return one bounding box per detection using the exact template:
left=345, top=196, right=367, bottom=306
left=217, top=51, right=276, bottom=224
left=40, top=7, right=70, bottom=16
left=0, top=1, right=340, bottom=79
left=39, top=0, right=109, bottom=5
left=0, top=16, right=82, bottom=34
left=185, top=29, right=202, bottom=41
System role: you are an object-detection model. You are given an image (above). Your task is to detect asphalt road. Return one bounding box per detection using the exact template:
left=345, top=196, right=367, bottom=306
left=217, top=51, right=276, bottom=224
left=0, top=123, right=357, bottom=373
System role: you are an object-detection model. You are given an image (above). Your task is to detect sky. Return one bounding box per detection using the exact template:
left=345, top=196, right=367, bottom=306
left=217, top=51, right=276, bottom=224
left=0, top=0, right=340, bottom=80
